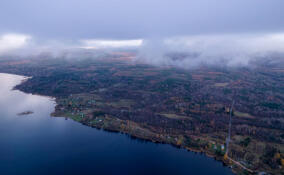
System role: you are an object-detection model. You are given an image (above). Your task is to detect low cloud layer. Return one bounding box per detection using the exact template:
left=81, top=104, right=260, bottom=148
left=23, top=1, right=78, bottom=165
left=1, top=0, right=283, bottom=69
left=80, top=39, right=143, bottom=49
left=137, top=33, right=284, bottom=68
left=0, top=34, right=30, bottom=53
left=1, top=33, right=284, bottom=69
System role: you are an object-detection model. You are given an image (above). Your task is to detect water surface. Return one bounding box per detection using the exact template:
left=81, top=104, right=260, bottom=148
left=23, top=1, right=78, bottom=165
left=0, top=73, right=233, bottom=175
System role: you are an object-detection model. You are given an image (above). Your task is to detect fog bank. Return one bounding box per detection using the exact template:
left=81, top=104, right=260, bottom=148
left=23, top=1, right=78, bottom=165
left=1, top=33, right=284, bottom=69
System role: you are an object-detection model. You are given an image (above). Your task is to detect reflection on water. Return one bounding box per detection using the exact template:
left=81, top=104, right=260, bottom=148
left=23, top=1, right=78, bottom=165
left=0, top=73, right=233, bottom=175
left=0, top=73, right=55, bottom=118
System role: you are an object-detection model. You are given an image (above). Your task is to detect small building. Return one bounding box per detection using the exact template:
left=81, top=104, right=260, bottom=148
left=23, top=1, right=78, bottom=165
left=225, top=107, right=230, bottom=113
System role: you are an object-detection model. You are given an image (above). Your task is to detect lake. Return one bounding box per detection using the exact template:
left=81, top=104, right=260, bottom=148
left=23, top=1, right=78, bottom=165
left=0, top=73, right=233, bottom=175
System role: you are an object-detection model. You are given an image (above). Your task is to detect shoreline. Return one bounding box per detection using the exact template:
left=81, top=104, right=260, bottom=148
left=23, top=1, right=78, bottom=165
left=51, top=110, right=242, bottom=174
left=9, top=72, right=250, bottom=175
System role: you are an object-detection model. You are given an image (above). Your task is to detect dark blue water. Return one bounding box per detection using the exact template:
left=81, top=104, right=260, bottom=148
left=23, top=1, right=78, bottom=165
left=0, top=73, right=233, bottom=175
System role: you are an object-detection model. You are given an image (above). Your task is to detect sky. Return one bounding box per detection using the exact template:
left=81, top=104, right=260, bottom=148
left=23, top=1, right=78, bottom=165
left=1, top=0, right=284, bottom=67
left=1, top=0, right=284, bottom=39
